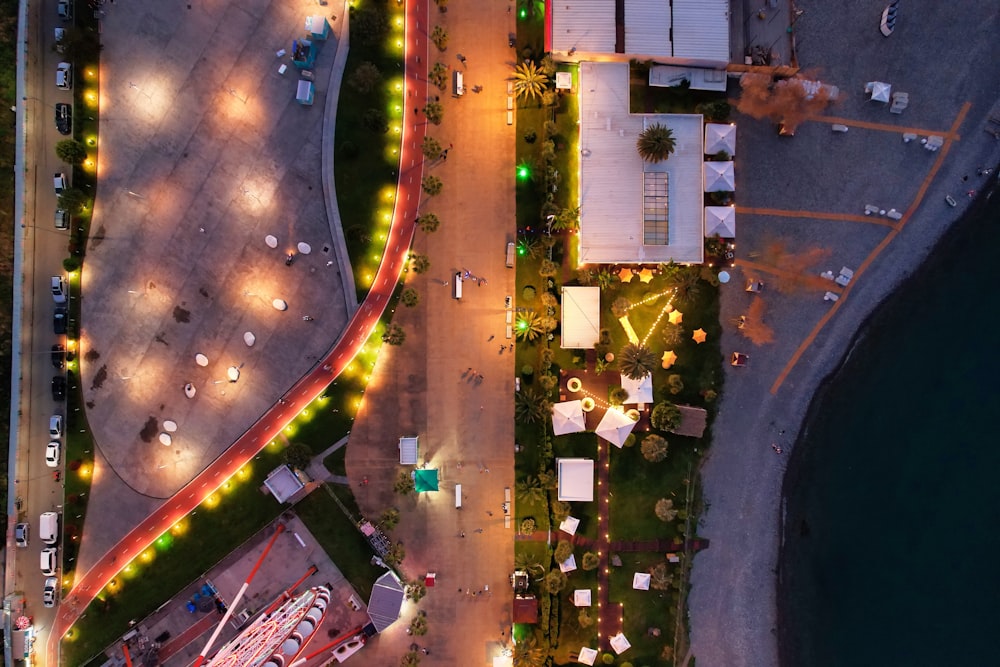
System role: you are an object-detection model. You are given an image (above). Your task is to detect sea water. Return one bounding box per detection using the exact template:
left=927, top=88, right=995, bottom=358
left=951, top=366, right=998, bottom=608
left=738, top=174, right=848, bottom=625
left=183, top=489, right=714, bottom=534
left=778, top=186, right=1000, bottom=666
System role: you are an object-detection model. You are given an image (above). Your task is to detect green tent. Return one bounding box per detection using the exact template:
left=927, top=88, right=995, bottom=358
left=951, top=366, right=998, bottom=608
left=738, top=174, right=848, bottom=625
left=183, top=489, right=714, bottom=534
left=414, top=469, right=439, bottom=492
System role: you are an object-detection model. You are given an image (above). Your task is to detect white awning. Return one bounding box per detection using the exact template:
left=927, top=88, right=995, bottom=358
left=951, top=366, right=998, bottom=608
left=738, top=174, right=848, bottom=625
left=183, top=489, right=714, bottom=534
left=704, top=123, right=736, bottom=155
left=552, top=400, right=587, bottom=435
left=595, top=408, right=637, bottom=448
left=705, top=206, right=736, bottom=238
left=557, top=458, right=595, bottom=502
left=704, top=161, right=735, bottom=192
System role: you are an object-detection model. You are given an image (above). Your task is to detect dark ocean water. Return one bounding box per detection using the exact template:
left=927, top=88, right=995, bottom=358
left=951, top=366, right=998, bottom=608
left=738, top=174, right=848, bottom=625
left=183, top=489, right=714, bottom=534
left=778, top=184, right=1000, bottom=667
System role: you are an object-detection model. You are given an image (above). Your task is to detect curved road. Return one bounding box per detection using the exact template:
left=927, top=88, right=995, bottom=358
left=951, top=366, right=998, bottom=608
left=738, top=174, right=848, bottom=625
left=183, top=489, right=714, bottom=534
left=47, top=0, right=429, bottom=661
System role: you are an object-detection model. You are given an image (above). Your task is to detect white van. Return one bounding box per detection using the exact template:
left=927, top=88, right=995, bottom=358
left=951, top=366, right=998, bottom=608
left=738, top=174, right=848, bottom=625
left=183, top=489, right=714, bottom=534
left=452, top=70, right=464, bottom=97
left=40, top=547, right=58, bottom=576
left=39, top=511, right=59, bottom=545
left=506, top=242, right=516, bottom=268
left=452, top=272, right=463, bottom=299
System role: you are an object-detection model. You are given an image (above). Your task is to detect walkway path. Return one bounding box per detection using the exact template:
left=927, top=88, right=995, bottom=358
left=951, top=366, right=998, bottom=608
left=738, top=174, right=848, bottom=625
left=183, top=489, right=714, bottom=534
left=47, top=0, right=428, bottom=661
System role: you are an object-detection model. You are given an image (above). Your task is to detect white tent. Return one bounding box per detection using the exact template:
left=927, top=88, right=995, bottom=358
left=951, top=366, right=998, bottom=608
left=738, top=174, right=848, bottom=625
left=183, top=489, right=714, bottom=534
left=868, top=80, right=891, bottom=103
left=578, top=647, right=599, bottom=665
left=632, top=572, right=651, bottom=590
left=619, top=374, right=653, bottom=405
left=609, top=633, right=632, bottom=655
left=559, top=516, right=580, bottom=535
left=704, top=161, right=735, bottom=192
left=705, top=206, right=736, bottom=238
left=595, top=408, right=637, bottom=448
left=398, top=436, right=419, bottom=465
left=573, top=589, right=592, bottom=607
left=559, top=554, right=578, bottom=573
left=704, top=123, right=736, bottom=156
left=552, top=400, right=587, bottom=436
left=561, top=286, right=601, bottom=349
left=557, top=458, right=595, bottom=501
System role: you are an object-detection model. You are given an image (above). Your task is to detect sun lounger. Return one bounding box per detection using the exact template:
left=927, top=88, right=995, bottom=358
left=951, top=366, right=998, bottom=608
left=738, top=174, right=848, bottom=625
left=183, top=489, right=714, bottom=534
left=820, top=270, right=835, bottom=280
left=834, top=274, right=850, bottom=287
left=831, top=123, right=849, bottom=133
left=824, top=291, right=840, bottom=302
left=839, top=267, right=854, bottom=279
left=886, top=209, right=903, bottom=220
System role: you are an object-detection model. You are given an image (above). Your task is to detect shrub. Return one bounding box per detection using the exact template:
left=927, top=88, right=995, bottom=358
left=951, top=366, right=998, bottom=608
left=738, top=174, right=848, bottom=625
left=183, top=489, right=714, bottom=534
left=554, top=541, right=573, bottom=564
left=667, top=374, right=684, bottom=395
left=655, top=498, right=678, bottom=521
left=544, top=569, right=568, bottom=594
left=582, top=551, right=600, bottom=570
left=641, top=434, right=669, bottom=462
left=520, top=518, right=536, bottom=535
left=650, top=401, right=681, bottom=430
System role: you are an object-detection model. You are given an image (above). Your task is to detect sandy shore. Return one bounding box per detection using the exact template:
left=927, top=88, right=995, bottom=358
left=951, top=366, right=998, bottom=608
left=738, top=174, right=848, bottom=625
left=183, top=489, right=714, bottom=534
left=687, top=3, right=1000, bottom=666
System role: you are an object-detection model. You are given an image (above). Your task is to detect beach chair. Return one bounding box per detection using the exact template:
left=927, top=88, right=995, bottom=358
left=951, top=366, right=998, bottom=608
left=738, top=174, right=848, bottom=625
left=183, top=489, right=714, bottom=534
left=824, top=291, right=840, bottom=302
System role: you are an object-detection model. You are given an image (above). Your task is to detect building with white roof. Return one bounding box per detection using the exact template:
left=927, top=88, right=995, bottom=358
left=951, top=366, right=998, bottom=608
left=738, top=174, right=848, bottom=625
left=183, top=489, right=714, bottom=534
left=577, top=62, right=704, bottom=265
left=546, top=0, right=730, bottom=68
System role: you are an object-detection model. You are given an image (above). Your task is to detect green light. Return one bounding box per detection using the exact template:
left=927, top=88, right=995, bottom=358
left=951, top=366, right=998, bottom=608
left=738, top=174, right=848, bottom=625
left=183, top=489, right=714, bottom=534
left=519, top=9, right=527, bottom=19
left=517, top=320, right=528, bottom=331
left=517, top=165, right=530, bottom=180
left=517, top=246, right=526, bottom=256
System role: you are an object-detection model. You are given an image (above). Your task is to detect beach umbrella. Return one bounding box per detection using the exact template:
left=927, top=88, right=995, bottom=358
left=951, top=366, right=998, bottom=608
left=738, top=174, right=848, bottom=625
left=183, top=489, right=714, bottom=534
left=705, top=206, right=736, bottom=238
left=551, top=400, right=587, bottom=436
left=692, top=328, right=707, bottom=344
left=159, top=433, right=172, bottom=446
left=264, top=235, right=278, bottom=248
left=616, top=267, right=635, bottom=283
left=704, top=123, right=736, bottom=156
left=195, top=353, right=209, bottom=367
left=868, top=81, right=891, bottom=103
left=668, top=310, right=683, bottom=325
left=661, top=350, right=678, bottom=369
left=637, top=268, right=654, bottom=283
left=704, top=161, right=735, bottom=192
left=595, top=408, right=636, bottom=448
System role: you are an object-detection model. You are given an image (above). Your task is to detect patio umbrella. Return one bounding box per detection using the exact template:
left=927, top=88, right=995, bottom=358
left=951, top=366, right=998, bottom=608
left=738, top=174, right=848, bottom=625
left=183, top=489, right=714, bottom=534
left=297, top=242, right=312, bottom=255
left=595, top=408, right=637, bottom=448
left=414, top=468, right=439, bottom=492
left=551, top=400, right=587, bottom=436
left=244, top=331, right=256, bottom=347
left=264, top=235, right=278, bottom=249
left=159, top=433, right=172, bottom=446
left=195, top=353, right=209, bottom=367
left=704, top=161, right=735, bottom=192
left=704, top=123, right=737, bottom=156
left=692, top=328, right=707, bottom=344
left=637, top=268, right=654, bottom=283
left=661, top=350, right=678, bottom=369
left=668, top=310, right=683, bottom=325
left=704, top=206, right=736, bottom=238
left=616, top=267, right=635, bottom=283
left=573, top=589, right=592, bottom=606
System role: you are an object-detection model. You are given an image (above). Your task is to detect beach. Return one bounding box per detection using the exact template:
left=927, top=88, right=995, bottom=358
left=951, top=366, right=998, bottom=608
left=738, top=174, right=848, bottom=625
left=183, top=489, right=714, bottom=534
left=686, top=3, right=1000, bottom=666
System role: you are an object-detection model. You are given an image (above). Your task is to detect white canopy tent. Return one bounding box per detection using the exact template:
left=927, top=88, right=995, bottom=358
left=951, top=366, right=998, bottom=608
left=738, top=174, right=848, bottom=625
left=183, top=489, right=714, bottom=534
left=573, top=590, right=592, bottom=607
left=578, top=647, right=599, bottom=665
left=560, top=516, right=581, bottom=535
left=704, top=161, right=736, bottom=192
left=632, top=572, right=651, bottom=590
left=619, top=374, right=653, bottom=404
left=561, top=286, right=601, bottom=349
left=704, top=123, right=736, bottom=156
left=610, top=633, right=632, bottom=655
left=595, top=408, right=637, bottom=448
left=398, top=436, right=419, bottom=465
left=705, top=206, right=736, bottom=238
left=868, top=80, right=891, bottom=103
left=557, top=458, right=595, bottom=501
left=559, top=554, right=578, bottom=573
left=552, top=400, right=587, bottom=435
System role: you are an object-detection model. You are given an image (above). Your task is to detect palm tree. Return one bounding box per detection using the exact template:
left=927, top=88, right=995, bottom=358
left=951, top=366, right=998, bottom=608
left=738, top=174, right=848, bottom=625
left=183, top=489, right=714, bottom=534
left=382, top=324, right=406, bottom=346
left=641, top=434, right=669, bottom=462
left=515, top=550, right=546, bottom=578
left=511, top=60, right=549, bottom=102
left=617, top=343, right=657, bottom=380
left=673, top=267, right=703, bottom=302
left=512, top=633, right=547, bottom=667
left=516, top=475, right=546, bottom=504
left=655, top=498, right=678, bottom=522
left=421, top=136, right=442, bottom=159
left=515, top=311, right=544, bottom=342
left=636, top=123, right=677, bottom=163
left=421, top=175, right=443, bottom=196
left=422, top=101, right=443, bottom=124
left=514, top=388, right=549, bottom=424
left=55, top=139, right=87, bottom=164
left=551, top=206, right=580, bottom=232
left=400, top=288, right=420, bottom=307
left=415, top=213, right=440, bottom=233
left=661, top=322, right=683, bottom=347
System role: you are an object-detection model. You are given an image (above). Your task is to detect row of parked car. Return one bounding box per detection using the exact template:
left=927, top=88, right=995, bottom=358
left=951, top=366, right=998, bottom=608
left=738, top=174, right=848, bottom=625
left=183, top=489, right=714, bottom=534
left=15, top=511, right=61, bottom=606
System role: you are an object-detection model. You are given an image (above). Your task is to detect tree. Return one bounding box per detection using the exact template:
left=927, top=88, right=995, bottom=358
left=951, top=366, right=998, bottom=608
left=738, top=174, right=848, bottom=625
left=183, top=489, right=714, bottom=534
left=636, top=122, right=677, bottom=163
left=617, top=343, right=657, bottom=380
left=552, top=500, right=571, bottom=523
left=422, top=101, right=443, bottom=124
left=515, top=311, right=544, bottom=342
left=551, top=206, right=579, bottom=232
left=408, top=253, right=430, bottom=274
left=667, top=373, right=684, bottom=395
left=429, top=62, right=448, bottom=90
left=384, top=541, right=406, bottom=567
left=430, top=25, right=448, bottom=51
left=520, top=518, right=536, bottom=535
left=401, top=651, right=421, bottom=667
left=538, top=259, right=558, bottom=278
left=582, top=551, right=600, bottom=571
left=673, top=267, right=703, bottom=301
left=394, top=469, right=415, bottom=494
left=554, top=541, right=573, bottom=565
left=650, top=401, right=681, bottom=431
left=515, top=550, right=546, bottom=577
left=363, top=108, right=388, bottom=133
left=512, top=633, right=547, bottom=667
left=348, top=61, right=381, bottom=93
left=511, top=60, right=549, bottom=101
left=408, top=611, right=427, bottom=635
left=421, top=136, right=442, bottom=160
left=55, top=139, right=87, bottom=164
left=544, top=569, right=568, bottom=594
left=355, top=6, right=389, bottom=46
left=406, top=579, right=427, bottom=602
left=655, top=498, right=678, bottom=522
left=661, top=322, right=683, bottom=347
left=609, top=386, right=630, bottom=406
left=58, top=188, right=87, bottom=214
left=641, top=434, right=669, bottom=462
left=539, top=54, right=557, bottom=78
left=421, top=175, right=443, bottom=196
left=380, top=507, right=401, bottom=530
left=516, top=475, right=546, bottom=504
left=514, top=387, right=550, bottom=423
left=611, top=297, right=631, bottom=318
left=400, top=287, right=420, bottom=307
left=578, top=608, right=595, bottom=628
left=283, top=443, right=312, bottom=470
left=649, top=562, right=674, bottom=590
left=382, top=324, right=406, bottom=346
left=695, top=100, right=732, bottom=122
left=415, top=213, right=440, bottom=233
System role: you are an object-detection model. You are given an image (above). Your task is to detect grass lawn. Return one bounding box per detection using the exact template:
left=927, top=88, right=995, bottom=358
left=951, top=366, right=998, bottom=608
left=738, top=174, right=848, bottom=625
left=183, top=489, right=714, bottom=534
left=324, top=445, right=347, bottom=476
left=550, top=566, right=599, bottom=663
left=551, top=431, right=601, bottom=542
left=610, top=562, right=682, bottom=664
left=608, top=440, right=697, bottom=542
left=295, top=486, right=383, bottom=598
left=62, top=448, right=291, bottom=665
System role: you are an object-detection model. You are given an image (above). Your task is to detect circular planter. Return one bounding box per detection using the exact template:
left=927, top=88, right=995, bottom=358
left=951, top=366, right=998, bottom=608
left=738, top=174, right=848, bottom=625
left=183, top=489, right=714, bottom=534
left=567, top=377, right=582, bottom=393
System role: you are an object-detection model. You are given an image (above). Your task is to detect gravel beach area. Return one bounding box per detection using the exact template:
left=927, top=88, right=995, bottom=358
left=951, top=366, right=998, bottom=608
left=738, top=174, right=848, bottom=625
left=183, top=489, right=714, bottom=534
left=686, top=3, right=1000, bottom=666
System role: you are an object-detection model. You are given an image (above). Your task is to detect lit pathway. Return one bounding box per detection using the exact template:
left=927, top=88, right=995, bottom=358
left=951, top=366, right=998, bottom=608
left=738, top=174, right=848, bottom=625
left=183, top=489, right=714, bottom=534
left=47, top=0, right=430, bottom=661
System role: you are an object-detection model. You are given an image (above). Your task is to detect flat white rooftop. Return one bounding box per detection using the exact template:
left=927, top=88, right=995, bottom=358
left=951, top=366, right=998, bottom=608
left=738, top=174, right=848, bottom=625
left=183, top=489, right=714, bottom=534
left=577, top=62, right=704, bottom=265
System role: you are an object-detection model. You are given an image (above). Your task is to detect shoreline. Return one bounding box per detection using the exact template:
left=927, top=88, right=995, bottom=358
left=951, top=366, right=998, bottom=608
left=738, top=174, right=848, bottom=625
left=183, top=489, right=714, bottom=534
left=775, top=170, right=1000, bottom=665
left=686, top=3, right=1000, bottom=663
